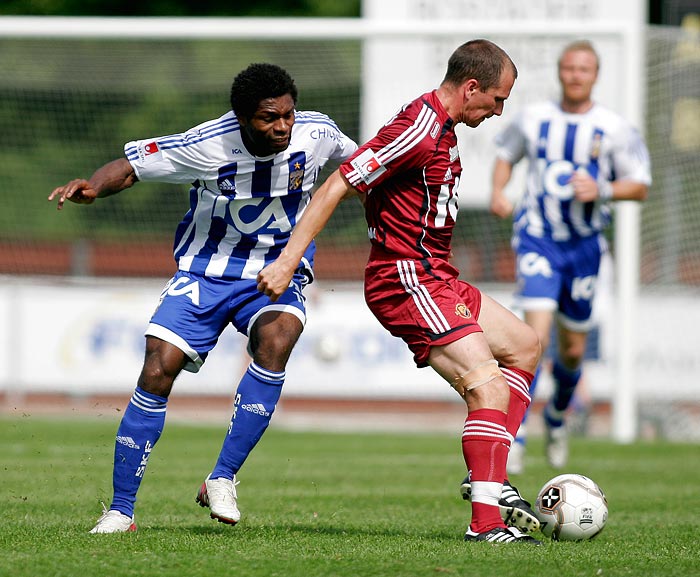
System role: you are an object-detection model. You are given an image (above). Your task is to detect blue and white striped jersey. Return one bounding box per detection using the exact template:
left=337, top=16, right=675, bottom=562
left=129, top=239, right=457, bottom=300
left=495, top=101, right=651, bottom=242
left=125, top=110, right=357, bottom=280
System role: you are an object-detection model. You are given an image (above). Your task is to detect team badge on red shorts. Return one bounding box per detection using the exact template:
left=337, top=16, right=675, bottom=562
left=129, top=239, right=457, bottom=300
left=455, top=303, right=472, bottom=319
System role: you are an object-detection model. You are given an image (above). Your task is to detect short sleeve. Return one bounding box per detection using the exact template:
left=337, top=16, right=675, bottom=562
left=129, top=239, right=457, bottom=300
left=610, top=123, right=652, bottom=185
left=124, top=133, right=211, bottom=184
left=494, top=111, right=527, bottom=165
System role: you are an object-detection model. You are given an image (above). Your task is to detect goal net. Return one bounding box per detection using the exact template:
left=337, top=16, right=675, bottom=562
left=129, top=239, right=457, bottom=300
left=0, top=32, right=366, bottom=279
left=1, top=22, right=696, bottom=288
left=643, top=24, right=700, bottom=289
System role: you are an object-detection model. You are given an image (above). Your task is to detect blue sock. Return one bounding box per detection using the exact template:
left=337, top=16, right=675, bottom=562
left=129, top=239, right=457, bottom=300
left=110, top=387, right=167, bottom=516
left=544, top=360, right=582, bottom=428
left=210, top=362, right=283, bottom=480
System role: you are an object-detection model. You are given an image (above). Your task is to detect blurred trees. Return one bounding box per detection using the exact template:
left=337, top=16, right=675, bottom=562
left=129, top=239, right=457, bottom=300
left=0, top=0, right=360, bottom=17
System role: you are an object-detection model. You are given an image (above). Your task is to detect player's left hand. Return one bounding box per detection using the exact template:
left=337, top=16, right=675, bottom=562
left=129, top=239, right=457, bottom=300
left=569, top=170, right=598, bottom=202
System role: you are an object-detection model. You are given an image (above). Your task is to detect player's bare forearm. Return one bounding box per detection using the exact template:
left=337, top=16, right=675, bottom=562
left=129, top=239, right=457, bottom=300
left=570, top=171, right=647, bottom=203
left=91, top=158, right=138, bottom=198
left=490, top=158, right=514, bottom=218
left=48, top=157, right=137, bottom=210
left=258, top=169, right=355, bottom=301
left=609, top=180, right=648, bottom=202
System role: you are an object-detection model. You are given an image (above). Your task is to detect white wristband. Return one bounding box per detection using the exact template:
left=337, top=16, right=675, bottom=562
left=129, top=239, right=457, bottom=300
left=598, top=180, right=613, bottom=201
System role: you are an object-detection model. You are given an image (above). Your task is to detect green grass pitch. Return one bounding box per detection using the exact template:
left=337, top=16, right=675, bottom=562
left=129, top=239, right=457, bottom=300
left=1, top=416, right=698, bottom=577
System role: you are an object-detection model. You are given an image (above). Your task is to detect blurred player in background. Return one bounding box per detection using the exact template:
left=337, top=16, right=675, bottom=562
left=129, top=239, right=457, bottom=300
left=49, top=63, right=357, bottom=533
left=488, top=40, right=651, bottom=472
left=258, top=39, right=543, bottom=544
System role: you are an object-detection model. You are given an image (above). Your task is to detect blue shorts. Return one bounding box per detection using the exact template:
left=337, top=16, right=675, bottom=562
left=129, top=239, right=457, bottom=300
left=146, top=271, right=307, bottom=373
left=513, top=232, right=605, bottom=331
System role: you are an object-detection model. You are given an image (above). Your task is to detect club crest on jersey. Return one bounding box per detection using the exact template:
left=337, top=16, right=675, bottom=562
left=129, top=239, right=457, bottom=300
left=289, top=164, right=305, bottom=191
left=139, top=141, right=162, bottom=164
left=351, top=148, right=386, bottom=185
left=455, top=303, right=472, bottom=319
left=449, top=145, right=459, bottom=162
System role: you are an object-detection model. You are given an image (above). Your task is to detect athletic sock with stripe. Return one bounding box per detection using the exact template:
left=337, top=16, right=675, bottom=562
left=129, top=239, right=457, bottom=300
left=210, top=362, right=283, bottom=480
left=110, top=386, right=168, bottom=516
left=462, top=408, right=510, bottom=533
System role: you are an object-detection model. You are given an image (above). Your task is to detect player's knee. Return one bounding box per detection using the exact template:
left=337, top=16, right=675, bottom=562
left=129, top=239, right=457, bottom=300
left=558, top=339, right=586, bottom=368
left=250, top=312, right=303, bottom=362
left=252, top=332, right=298, bottom=370
left=518, top=325, right=542, bottom=373
left=138, top=348, right=179, bottom=397
left=458, top=375, right=510, bottom=411
left=137, top=366, right=174, bottom=397
left=558, top=349, right=584, bottom=370
left=452, top=359, right=509, bottom=407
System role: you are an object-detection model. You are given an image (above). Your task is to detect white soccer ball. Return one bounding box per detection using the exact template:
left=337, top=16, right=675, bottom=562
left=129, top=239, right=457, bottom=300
left=534, top=473, right=608, bottom=541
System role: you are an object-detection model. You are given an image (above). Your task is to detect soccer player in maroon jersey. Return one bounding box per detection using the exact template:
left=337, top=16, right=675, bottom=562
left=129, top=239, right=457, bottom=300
left=257, top=39, right=542, bottom=544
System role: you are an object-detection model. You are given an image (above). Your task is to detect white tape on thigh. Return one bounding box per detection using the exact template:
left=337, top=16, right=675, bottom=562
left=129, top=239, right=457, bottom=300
left=453, top=359, right=502, bottom=393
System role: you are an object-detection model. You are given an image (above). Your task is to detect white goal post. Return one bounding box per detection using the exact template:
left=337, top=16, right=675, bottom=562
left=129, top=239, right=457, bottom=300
left=0, top=13, right=648, bottom=442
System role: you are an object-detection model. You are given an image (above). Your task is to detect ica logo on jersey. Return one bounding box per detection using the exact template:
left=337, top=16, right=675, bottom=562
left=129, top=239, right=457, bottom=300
left=228, top=197, right=293, bottom=235
left=541, top=159, right=576, bottom=200
left=540, top=160, right=599, bottom=201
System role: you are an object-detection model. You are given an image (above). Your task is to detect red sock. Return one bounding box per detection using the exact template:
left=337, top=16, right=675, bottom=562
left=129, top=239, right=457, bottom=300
left=501, top=366, right=534, bottom=462
left=462, top=408, right=510, bottom=532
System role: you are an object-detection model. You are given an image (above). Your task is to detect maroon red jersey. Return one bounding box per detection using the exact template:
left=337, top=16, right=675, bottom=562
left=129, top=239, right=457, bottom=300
left=340, top=90, right=461, bottom=261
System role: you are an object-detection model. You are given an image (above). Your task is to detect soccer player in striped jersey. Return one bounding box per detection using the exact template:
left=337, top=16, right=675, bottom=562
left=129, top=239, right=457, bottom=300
left=49, top=63, right=357, bottom=533
left=258, top=40, right=543, bottom=544
left=489, top=40, right=651, bottom=472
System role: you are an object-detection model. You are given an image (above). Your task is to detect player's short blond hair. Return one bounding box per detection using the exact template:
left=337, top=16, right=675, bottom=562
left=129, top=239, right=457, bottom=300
left=558, top=40, right=600, bottom=71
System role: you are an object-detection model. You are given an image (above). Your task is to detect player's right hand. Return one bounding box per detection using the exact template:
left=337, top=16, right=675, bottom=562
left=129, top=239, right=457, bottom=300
left=257, top=260, right=296, bottom=302
left=489, top=193, right=513, bottom=219
left=48, top=179, right=98, bottom=210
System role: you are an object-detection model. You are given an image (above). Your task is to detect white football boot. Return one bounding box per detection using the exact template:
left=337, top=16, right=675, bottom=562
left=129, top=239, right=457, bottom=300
left=89, top=506, right=137, bottom=534
left=196, top=474, right=241, bottom=525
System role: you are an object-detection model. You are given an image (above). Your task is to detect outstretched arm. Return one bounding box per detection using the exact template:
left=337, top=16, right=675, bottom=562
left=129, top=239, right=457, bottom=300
left=257, top=169, right=357, bottom=301
left=48, top=158, right=138, bottom=210
left=490, top=157, right=515, bottom=219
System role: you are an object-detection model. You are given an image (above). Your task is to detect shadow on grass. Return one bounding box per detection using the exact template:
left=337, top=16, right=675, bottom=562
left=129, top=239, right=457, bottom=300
left=147, top=520, right=460, bottom=542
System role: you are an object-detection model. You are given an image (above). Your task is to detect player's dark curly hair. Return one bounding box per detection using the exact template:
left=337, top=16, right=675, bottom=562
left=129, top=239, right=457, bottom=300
left=442, top=39, right=517, bottom=91
left=230, top=63, right=298, bottom=120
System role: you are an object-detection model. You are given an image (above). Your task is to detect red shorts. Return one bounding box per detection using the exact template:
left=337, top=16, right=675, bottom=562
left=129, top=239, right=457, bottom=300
left=364, top=255, right=483, bottom=367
